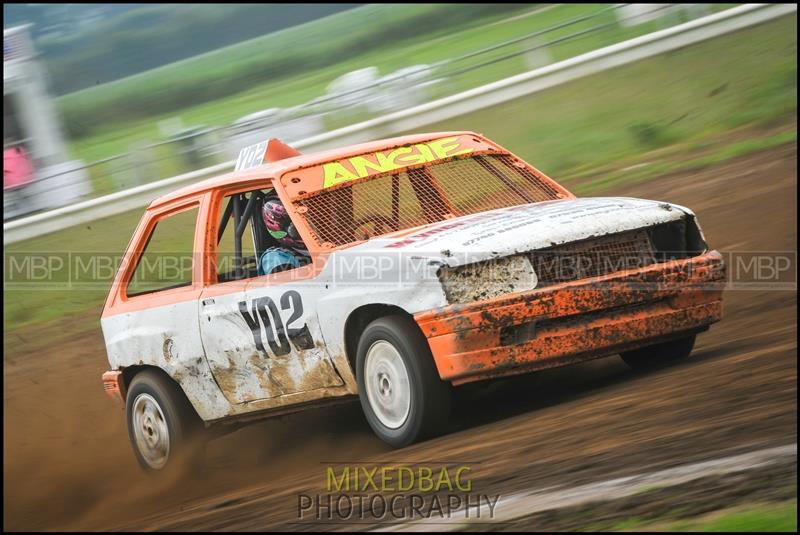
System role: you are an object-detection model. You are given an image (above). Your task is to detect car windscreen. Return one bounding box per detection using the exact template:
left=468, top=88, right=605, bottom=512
left=293, top=153, right=565, bottom=247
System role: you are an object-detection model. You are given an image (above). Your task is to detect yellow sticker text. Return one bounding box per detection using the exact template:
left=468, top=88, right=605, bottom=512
left=322, top=136, right=474, bottom=188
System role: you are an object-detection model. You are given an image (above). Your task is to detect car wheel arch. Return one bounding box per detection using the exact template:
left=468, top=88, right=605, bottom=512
left=343, top=304, right=413, bottom=374
left=121, top=365, right=201, bottom=419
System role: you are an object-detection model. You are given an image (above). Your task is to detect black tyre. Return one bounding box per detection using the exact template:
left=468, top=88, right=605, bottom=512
left=620, top=334, right=697, bottom=371
left=356, top=315, right=452, bottom=448
left=125, top=369, right=205, bottom=474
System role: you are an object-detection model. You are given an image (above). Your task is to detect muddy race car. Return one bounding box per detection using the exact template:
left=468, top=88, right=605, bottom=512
left=101, top=132, right=725, bottom=472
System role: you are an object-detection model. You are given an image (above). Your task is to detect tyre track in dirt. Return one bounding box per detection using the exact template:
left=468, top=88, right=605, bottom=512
left=3, top=143, right=796, bottom=531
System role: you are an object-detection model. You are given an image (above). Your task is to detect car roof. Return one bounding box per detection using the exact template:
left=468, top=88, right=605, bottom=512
left=149, top=130, right=482, bottom=209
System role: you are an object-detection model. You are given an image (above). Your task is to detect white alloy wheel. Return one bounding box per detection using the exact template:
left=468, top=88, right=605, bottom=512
left=364, top=340, right=411, bottom=429
left=356, top=315, right=452, bottom=447
left=132, top=393, right=170, bottom=470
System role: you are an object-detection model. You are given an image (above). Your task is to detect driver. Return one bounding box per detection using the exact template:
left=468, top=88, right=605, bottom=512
left=258, top=196, right=310, bottom=276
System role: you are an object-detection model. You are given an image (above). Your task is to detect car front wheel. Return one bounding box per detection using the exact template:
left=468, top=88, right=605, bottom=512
left=356, top=315, right=451, bottom=448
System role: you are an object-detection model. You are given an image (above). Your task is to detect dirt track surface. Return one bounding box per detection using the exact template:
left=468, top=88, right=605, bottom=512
left=3, top=143, right=797, bottom=531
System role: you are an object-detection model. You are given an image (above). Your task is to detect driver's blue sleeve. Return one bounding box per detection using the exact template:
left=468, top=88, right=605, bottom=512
left=258, top=247, right=301, bottom=276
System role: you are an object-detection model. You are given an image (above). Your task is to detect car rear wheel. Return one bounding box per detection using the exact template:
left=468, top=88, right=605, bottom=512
left=126, top=370, right=205, bottom=474
left=356, top=315, right=451, bottom=448
left=620, top=334, right=697, bottom=370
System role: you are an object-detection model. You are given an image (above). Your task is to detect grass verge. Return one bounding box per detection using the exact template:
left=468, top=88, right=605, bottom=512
left=412, top=15, right=796, bottom=181
left=617, top=500, right=798, bottom=532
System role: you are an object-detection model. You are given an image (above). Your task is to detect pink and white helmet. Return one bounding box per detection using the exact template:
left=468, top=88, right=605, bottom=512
left=261, top=197, right=304, bottom=249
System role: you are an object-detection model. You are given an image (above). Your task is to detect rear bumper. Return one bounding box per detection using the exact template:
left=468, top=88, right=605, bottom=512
left=415, top=250, right=725, bottom=385
left=102, top=370, right=126, bottom=404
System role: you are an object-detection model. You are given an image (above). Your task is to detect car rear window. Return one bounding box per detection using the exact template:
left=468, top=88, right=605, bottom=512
left=293, top=154, right=564, bottom=247
left=126, top=205, right=198, bottom=296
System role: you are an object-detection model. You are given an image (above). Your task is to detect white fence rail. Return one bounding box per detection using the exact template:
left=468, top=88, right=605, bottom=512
left=4, top=3, right=795, bottom=245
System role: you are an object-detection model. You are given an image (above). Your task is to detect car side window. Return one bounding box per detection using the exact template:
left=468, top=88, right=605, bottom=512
left=215, top=188, right=311, bottom=283
left=216, top=190, right=262, bottom=282
left=126, top=206, right=199, bottom=297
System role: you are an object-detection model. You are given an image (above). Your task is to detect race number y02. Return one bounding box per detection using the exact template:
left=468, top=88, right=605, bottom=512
left=238, top=290, right=315, bottom=357
left=235, top=141, right=269, bottom=172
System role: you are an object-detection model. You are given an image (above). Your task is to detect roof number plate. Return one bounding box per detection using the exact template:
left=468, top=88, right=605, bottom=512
left=235, top=141, right=269, bottom=172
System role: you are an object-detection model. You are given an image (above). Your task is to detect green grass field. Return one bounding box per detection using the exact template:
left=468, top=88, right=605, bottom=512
left=5, top=13, right=796, bottom=334
left=413, top=15, right=797, bottom=181
left=614, top=500, right=798, bottom=532
left=62, top=4, right=739, bottom=168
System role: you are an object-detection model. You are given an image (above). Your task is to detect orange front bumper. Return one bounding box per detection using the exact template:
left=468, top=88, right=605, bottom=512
left=415, top=250, right=725, bottom=385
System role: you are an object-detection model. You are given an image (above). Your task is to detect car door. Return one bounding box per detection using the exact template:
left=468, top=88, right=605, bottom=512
left=198, top=186, right=343, bottom=405
left=104, top=201, right=206, bottom=386
left=240, top=268, right=344, bottom=398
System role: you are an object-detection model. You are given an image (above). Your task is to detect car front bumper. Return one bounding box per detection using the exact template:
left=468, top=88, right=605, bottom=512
left=415, top=250, right=725, bottom=385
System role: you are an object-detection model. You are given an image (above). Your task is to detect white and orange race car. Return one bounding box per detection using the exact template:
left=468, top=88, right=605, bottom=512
left=101, top=132, right=725, bottom=472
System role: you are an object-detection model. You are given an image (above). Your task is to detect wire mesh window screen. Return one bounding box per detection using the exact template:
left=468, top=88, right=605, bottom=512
left=433, top=155, right=563, bottom=212
left=295, top=154, right=564, bottom=246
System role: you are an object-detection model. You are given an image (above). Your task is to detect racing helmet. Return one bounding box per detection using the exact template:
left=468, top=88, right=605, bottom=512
left=261, top=196, right=304, bottom=249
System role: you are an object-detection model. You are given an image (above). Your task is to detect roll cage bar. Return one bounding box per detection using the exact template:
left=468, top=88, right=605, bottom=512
left=217, top=189, right=274, bottom=279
